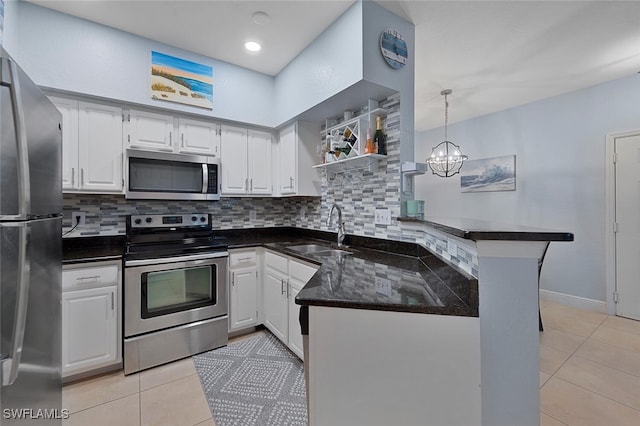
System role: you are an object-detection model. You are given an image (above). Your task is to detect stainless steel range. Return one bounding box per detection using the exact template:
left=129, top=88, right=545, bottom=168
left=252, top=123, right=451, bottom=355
left=123, top=213, right=228, bottom=374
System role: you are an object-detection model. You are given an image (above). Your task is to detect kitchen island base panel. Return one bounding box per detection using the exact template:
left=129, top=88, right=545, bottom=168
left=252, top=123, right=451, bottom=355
left=308, top=306, right=481, bottom=426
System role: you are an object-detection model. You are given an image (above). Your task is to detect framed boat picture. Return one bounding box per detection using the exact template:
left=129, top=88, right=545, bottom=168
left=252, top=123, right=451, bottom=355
left=151, top=51, right=213, bottom=110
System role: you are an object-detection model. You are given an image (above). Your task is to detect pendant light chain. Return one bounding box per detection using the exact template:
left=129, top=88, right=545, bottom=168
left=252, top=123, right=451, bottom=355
left=444, top=91, right=449, bottom=142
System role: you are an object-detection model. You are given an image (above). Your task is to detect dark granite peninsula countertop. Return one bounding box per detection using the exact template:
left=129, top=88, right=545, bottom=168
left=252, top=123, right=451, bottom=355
left=398, top=216, right=574, bottom=242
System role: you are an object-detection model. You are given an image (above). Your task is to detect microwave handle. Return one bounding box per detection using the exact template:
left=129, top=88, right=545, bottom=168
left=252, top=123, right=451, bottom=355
left=202, top=163, right=208, bottom=194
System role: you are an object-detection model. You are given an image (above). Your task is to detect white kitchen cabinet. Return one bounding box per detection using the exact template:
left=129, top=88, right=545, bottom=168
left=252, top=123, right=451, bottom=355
left=220, top=125, right=272, bottom=195
left=263, top=252, right=289, bottom=342
left=178, top=118, right=220, bottom=156
left=277, top=122, right=321, bottom=196
left=51, top=97, right=79, bottom=190
left=62, top=260, right=122, bottom=378
left=228, top=249, right=259, bottom=332
left=126, top=110, right=220, bottom=156
left=264, top=250, right=318, bottom=358
left=127, top=109, right=175, bottom=151
left=51, top=96, right=123, bottom=193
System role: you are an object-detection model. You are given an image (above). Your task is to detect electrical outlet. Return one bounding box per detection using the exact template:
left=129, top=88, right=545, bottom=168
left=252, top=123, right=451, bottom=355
left=447, top=239, right=458, bottom=257
left=72, top=211, right=86, bottom=226
left=374, top=209, right=391, bottom=225
left=300, top=206, right=306, bottom=221
left=249, top=210, right=257, bottom=221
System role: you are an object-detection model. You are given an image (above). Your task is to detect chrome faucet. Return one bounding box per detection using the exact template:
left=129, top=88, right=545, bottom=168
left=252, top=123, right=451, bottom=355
left=327, top=204, right=345, bottom=247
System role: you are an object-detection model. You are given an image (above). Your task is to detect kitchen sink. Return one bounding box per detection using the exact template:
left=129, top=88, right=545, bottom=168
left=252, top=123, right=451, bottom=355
left=287, top=244, right=351, bottom=256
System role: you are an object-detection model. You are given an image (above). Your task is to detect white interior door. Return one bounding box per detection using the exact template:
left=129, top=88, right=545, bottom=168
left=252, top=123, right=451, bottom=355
left=615, top=133, right=640, bottom=320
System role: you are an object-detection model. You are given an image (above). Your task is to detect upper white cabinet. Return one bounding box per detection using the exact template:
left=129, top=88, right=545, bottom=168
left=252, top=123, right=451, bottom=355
left=220, top=125, right=273, bottom=196
left=51, top=96, right=123, bottom=193
left=125, top=109, right=220, bottom=156
left=127, top=110, right=174, bottom=151
left=276, top=122, right=321, bottom=196
left=179, top=118, right=220, bottom=156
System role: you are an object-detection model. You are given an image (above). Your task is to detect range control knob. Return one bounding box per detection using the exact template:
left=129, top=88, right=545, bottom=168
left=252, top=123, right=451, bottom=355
left=191, top=216, right=198, bottom=222
left=200, top=217, right=206, bottom=223
left=134, top=218, right=142, bottom=225
left=145, top=217, right=152, bottom=224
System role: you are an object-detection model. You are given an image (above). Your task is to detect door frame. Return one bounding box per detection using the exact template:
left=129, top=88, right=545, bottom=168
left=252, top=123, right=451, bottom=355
left=605, top=130, right=640, bottom=316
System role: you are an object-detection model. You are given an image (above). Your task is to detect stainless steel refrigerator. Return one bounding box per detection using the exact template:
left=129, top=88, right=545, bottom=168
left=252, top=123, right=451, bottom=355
left=0, top=48, right=62, bottom=425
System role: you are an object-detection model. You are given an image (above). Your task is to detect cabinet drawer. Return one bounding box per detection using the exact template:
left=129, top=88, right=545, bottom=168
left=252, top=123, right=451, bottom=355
left=289, top=259, right=318, bottom=283
left=229, top=250, right=257, bottom=268
left=265, top=250, right=288, bottom=275
left=63, top=263, right=119, bottom=291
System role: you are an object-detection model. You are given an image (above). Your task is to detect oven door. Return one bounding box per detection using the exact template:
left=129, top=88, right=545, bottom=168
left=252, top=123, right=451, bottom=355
left=124, top=252, right=228, bottom=337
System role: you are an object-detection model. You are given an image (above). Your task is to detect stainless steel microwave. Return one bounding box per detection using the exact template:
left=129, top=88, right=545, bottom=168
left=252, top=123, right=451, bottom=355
left=125, top=149, right=220, bottom=201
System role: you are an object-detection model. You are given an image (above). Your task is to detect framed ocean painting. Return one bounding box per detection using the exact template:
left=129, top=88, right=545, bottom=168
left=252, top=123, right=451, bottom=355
left=151, top=51, right=213, bottom=109
left=460, top=155, right=516, bottom=193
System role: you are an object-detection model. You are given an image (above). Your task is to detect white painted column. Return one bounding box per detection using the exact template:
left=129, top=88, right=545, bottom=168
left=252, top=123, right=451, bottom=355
left=476, top=241, right=548, bottom=426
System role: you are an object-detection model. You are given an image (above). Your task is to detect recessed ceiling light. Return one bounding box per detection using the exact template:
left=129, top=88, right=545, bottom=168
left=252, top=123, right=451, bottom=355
left=252, top=11, right=271, bottom=25
left=245, top=41, right=261, bottom=52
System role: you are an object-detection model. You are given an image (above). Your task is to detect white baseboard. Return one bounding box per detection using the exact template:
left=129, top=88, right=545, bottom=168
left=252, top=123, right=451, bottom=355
left=539, top=289, right=607, bottom=314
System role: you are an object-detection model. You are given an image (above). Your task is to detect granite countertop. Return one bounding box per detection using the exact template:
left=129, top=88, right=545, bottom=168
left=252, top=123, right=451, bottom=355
left=270, top=241, right=478, bottom=317
left=398, top=216, right=574, bottom=242
left=62, top=227, right=478, bottom=317
left=63, top=235, right=125, bottom=263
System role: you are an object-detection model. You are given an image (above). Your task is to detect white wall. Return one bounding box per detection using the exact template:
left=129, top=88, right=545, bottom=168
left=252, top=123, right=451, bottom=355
left=11, top=1, right=275, bottom=127
left=362, top=0, right=414, bottom=163
left=1, top=0, right=18, bottom=53
left=415, top=73, right=640, bottom=302
left=273, top=1, right=363, bottom=126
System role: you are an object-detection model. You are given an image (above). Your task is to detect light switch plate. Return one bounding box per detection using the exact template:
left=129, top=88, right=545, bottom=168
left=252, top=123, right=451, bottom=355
left=300, top=206, right=306, bottom=221
left=375, top=277, right=392, bottom=296
left=374, top=209, right=391, bottom=225
left=249, top=210, right=257, bottom=221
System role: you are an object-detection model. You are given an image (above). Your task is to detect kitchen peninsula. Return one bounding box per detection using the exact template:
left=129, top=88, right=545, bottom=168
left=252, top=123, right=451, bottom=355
left=296, top=217, right=573, bottom=426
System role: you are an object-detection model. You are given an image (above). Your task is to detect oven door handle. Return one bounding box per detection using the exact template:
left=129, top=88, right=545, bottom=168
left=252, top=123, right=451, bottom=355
left=125, top=251, right=229, bottom=267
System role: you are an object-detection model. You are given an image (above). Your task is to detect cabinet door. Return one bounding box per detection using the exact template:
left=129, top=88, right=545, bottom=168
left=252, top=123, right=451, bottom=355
left=78, top=102, right=123, bottom=192
left=229, top=267, right=258, bottom=331
left=50, top=97, right=79, bottom=190
left=62, top=286, right=118, bottom=376
left=278, top=124, right=298, bottom=194
left=178, top=118, right=220, bottom=156
left=287, top=279, right=304, bottom=359
left=220, top=125, right=248, bottom=194
left=248, top=130, right=272, bottom=195
left=263, top=268, right=288, bottom=342
left=127, top=110, right=174, bottom=151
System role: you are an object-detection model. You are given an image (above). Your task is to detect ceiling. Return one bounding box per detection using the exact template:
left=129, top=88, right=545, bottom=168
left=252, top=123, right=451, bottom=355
left=27, top=0, right=640, bottom=131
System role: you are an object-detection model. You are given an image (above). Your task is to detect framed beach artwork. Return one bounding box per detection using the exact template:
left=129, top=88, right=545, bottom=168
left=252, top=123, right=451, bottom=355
left=151, top=51, right=213, bottom=109
left=460, top=155, right=516, bottom=193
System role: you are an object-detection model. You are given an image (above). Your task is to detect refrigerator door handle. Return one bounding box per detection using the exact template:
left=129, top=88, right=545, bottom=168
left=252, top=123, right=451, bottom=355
left=1, top=58, right=31, bottom=218
left=1, top=224, right=31, bottom=386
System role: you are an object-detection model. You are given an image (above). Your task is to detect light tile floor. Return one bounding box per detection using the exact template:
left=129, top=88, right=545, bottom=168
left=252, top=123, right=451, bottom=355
left=62, top=303, right=640, bottom=425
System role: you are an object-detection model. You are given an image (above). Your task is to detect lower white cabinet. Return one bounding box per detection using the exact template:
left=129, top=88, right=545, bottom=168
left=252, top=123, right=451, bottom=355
left=264, top=250, right=318, bottom=358
left=62, top=260, right=122, bottom=378
left=228, top=249, right=259, bottom=332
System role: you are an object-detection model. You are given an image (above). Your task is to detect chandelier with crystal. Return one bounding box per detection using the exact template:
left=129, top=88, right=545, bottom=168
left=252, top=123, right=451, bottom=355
left=426, top=89, right=468, bottom=177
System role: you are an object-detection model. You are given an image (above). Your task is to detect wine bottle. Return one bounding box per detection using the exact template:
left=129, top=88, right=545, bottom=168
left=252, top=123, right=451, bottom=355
left=373, top=116, right=387, bottom=155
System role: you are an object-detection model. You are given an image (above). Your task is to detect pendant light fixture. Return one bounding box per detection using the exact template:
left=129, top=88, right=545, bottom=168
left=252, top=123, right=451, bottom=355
left=426, top=89, right=468, bottom=177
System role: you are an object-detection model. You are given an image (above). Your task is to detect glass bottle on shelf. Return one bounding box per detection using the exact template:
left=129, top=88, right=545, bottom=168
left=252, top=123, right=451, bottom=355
left=374, top=116, right=387, bottom=155
left=365, top=127, right=376, bottom=154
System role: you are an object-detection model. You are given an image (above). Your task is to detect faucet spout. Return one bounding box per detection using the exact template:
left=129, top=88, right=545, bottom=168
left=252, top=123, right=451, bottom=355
left=327, top=204, right=345, bottom=247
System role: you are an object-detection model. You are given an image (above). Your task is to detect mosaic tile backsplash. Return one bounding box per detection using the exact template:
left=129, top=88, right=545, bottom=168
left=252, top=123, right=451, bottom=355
left=62, top=92, right=479, bottom=277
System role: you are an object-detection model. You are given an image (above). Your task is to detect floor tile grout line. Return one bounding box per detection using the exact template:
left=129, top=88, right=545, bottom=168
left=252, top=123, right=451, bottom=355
left=540, top=409, right=570, bottom=426
left=570, top=351, right=640, bottom=380
left=64, top=389, right=141, bottom=416
left=548, top=376, right=640, bottom=415
left=140, top=371, right=198, bottom=393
